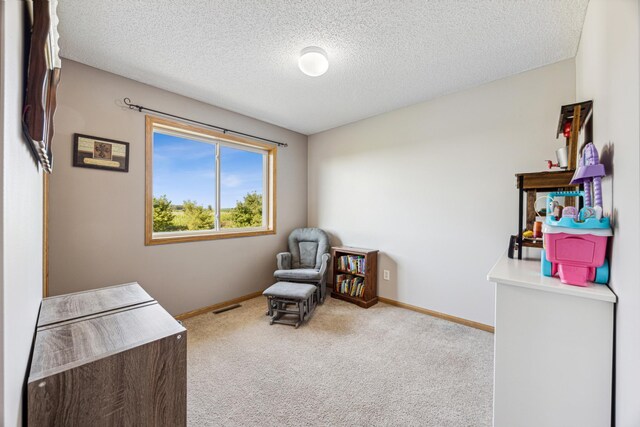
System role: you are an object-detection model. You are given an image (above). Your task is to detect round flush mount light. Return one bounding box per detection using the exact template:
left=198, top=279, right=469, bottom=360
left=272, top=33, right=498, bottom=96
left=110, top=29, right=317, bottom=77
left=298, top=46, right=329, bottom=77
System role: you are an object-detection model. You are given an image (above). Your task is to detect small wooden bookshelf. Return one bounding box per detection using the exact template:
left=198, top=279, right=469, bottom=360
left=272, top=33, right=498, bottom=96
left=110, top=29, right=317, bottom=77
left=330, top=246, right=378, bottom=308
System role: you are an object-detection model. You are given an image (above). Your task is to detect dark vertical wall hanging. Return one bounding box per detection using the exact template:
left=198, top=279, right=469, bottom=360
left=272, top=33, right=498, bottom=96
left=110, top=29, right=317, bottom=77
left=22, top=0, right=61, bottom=173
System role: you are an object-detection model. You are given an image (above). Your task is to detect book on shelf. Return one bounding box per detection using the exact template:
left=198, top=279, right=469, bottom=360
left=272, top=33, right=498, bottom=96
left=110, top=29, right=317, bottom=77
left=334, top=274, right=365, bottom=298
left=337, top=255, right=366, bottom=274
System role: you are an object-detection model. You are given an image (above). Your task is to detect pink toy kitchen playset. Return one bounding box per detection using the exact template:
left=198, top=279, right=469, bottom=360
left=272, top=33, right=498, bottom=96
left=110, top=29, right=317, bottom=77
left=541, top=143, right=612, bottom=286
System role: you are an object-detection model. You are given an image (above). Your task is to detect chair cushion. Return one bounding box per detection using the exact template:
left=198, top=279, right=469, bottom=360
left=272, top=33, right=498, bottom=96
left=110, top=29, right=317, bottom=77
left=298, top=241, right=318, bottom=268
left=263, top=282, right=317, bottom=300
left=288, top=228, right=330, bottom=269
left=273, top=269, right=322, bottom=281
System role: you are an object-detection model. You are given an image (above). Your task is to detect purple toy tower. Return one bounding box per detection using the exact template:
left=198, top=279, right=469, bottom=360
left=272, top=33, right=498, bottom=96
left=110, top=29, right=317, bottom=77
left=571, top=142, right=605, bottom=218
left=541, top=142, right=612, bottom=286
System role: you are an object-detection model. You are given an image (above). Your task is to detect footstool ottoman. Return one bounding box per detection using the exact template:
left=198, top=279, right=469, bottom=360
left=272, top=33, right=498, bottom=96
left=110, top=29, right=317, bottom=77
left=263, top=281, right=317, bottom=328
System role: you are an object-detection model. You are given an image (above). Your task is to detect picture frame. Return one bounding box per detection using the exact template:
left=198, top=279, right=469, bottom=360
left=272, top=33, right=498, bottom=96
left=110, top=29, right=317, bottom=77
left=73, top=134, right=130, bottom=172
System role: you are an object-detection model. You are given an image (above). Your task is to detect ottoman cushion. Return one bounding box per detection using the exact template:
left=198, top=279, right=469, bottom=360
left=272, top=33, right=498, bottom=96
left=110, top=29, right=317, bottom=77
left=263, top=282, right=316, bottom=300
left=273, top=269, right=322, bottom=281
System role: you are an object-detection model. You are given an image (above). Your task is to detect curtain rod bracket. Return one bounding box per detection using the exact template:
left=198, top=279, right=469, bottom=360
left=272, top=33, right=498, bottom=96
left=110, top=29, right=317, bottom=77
left=122, top=97, right=288, bottom=147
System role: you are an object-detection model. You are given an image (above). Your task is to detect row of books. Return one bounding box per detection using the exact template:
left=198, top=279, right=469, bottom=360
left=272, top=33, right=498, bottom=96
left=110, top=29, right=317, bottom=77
left=335, top=274, right=366, bottom=298
left=336, top=255, right=366, bottom=274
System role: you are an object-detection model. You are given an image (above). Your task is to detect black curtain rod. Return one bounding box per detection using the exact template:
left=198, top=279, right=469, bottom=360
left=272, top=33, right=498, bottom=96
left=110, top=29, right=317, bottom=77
left=123, top=97, right=288, bottom=147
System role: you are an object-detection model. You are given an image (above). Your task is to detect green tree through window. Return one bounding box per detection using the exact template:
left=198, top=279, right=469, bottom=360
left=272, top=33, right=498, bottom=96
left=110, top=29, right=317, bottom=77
left=228, top=192, right=263, bottom=228
left=182, top=200, right=214, bottom=230
left=153, top=195, right=176, bottom=232
left=153, top=193, right=262, bottom=231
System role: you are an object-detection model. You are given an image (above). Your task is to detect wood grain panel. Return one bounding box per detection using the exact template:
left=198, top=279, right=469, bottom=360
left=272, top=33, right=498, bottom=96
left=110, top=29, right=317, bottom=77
left=526, top=190, right=537, bottom=230
left=567, top=105, right=581, bottom=170
left=38, top=282, right=153, bottom=327
left=331, top=246, right=378, bottom=255
left=31, top=302, right=184, bottom=381
left=515, top=170, right=578, bottom=190
left=28, top=331, right=186, bottom=426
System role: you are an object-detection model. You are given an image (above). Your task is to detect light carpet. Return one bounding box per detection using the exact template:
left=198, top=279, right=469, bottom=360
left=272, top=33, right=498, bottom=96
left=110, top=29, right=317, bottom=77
left=183, top=296, right=493, bottom=426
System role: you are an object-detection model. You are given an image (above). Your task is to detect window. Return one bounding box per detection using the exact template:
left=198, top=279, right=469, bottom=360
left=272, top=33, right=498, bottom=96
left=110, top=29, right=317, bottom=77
left=145, top=116, right=276, bottom=245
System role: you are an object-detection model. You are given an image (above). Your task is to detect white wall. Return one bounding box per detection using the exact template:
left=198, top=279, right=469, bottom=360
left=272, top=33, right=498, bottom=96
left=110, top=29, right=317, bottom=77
left=308, top=59, right=576, bottom=326
left=575, top=1, right=640, bottom=425
left=0, top=1, right=44, bottom=425
left=50, top=60, right=308, bottom=316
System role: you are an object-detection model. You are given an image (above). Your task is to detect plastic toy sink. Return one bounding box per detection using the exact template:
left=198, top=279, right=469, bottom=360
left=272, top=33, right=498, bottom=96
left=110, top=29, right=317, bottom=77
left=541, top=191, right=612, bottom=286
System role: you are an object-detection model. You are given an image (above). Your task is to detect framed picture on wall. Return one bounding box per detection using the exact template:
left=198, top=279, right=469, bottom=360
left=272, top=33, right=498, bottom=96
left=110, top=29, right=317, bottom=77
left=73, top=134, right=130, bottom=172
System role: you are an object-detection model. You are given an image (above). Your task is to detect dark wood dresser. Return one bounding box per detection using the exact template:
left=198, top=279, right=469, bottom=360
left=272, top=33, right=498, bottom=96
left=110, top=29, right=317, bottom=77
left=28, top=283, right=186, bottom=426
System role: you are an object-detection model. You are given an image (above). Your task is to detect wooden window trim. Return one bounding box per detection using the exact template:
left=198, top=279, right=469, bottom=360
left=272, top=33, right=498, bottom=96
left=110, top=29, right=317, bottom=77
left=145, top=115, right=276, bottom=246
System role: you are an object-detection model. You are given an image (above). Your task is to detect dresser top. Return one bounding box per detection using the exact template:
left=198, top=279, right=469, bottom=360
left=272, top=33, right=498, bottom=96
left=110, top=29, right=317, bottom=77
left=30, top=302, right=185, bottom=382
left=39, top=282, right=154, bottom=327
left=487, top=253, right=617, bottom=303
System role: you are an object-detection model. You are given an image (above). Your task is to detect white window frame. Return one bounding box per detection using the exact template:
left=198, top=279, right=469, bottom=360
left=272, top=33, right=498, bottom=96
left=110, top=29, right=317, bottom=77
left=145, top=115, right=276, bottom=245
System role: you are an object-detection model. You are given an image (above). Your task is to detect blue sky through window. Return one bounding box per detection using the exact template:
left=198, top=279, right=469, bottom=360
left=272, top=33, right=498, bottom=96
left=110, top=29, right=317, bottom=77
left=220, top=145, right=264, bottom=209
left=153, top=132, right=263, bottom=209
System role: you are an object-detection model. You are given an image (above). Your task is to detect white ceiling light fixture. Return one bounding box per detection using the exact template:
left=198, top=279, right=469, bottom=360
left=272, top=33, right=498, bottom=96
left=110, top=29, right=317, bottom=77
left=298, top=46, right=329, bottom=77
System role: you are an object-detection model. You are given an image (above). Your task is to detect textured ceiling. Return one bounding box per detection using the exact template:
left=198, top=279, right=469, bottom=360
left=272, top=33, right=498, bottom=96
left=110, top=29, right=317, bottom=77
left=57, top=1, right=589, bottom=135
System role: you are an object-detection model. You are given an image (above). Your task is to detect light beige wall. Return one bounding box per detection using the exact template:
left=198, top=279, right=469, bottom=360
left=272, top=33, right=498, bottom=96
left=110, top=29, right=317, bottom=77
left=575, top=0, right=640, bottom=424
left=308, top=59, right=576, bottom=326
left=50, top=60, right=308, bottom=315
left=0, top=1, right=44, bottom=425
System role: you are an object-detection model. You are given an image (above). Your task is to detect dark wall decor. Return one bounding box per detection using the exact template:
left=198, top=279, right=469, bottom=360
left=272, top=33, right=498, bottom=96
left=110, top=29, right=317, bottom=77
left=22, top=0, right=61, bottom=173
left=73, top=134, right=130, bottom=172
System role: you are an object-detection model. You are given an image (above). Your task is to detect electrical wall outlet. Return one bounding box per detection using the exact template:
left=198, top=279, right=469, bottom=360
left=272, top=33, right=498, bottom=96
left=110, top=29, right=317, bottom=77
left=383, top=270, right=390, bottom=280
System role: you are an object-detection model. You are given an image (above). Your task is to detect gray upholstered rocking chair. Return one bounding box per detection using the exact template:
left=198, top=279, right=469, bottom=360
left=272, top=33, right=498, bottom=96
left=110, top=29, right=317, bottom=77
left=274, top=228, right=331, bottom=303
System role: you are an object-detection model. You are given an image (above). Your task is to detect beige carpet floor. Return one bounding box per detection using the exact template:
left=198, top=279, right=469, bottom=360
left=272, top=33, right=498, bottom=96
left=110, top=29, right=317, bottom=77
left=183, top=296, right=493, bottom=427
